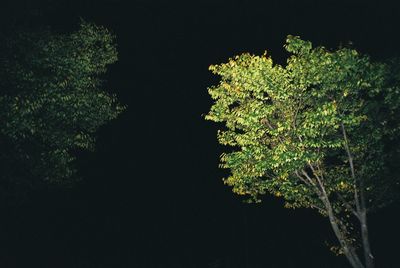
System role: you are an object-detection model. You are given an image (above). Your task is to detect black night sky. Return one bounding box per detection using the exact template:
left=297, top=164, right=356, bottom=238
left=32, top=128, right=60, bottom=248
left=1, top=0, right=400, bottom=267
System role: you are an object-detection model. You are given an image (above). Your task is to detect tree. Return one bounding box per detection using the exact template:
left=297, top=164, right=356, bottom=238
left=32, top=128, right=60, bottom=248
left=0, top=21, right=125, bottom=203
left=205, top=36, right=400, bottom=268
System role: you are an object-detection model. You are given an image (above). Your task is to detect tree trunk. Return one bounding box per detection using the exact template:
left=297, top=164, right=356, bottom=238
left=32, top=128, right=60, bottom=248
left=316, top=179, right=364, bottom=268
left=360, top=211, right=373, bottom=268
left=359, top=182, right=374, bottom=268
left=340, top=122, right=373, bottom=268
left=324, top=201, right=364, bottom=268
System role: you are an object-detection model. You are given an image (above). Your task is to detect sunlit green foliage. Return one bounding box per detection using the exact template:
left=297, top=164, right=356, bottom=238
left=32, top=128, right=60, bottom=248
left=0, top=21, right=124, bottom=197
left=206, top=35, right=400, bottom=267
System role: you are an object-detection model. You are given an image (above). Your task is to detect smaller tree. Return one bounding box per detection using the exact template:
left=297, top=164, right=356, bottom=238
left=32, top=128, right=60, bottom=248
left=206, top=36, right=400, bottom=268
left=0, top=21, right=125, bottom=202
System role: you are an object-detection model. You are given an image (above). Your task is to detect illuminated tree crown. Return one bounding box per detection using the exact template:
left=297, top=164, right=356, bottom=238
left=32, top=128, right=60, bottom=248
left=206, top=35, right=400, bottom=268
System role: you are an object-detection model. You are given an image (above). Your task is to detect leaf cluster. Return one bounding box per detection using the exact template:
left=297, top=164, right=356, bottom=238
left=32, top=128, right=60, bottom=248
left=0, top=21, right=124, bottom=199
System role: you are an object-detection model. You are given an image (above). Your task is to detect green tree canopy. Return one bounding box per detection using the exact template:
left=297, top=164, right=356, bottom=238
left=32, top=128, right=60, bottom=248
left=0, top=21, right=124, bottom=201
left=206, top=36, right=400, bottom=268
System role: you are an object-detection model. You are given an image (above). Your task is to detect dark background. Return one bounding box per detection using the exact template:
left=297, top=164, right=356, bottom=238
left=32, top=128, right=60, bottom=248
left=1, top=0, right=400, bottom=267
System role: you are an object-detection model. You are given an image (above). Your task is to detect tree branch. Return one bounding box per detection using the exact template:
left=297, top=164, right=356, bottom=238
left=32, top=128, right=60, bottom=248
left=340, top=122, right=361, bottom=214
